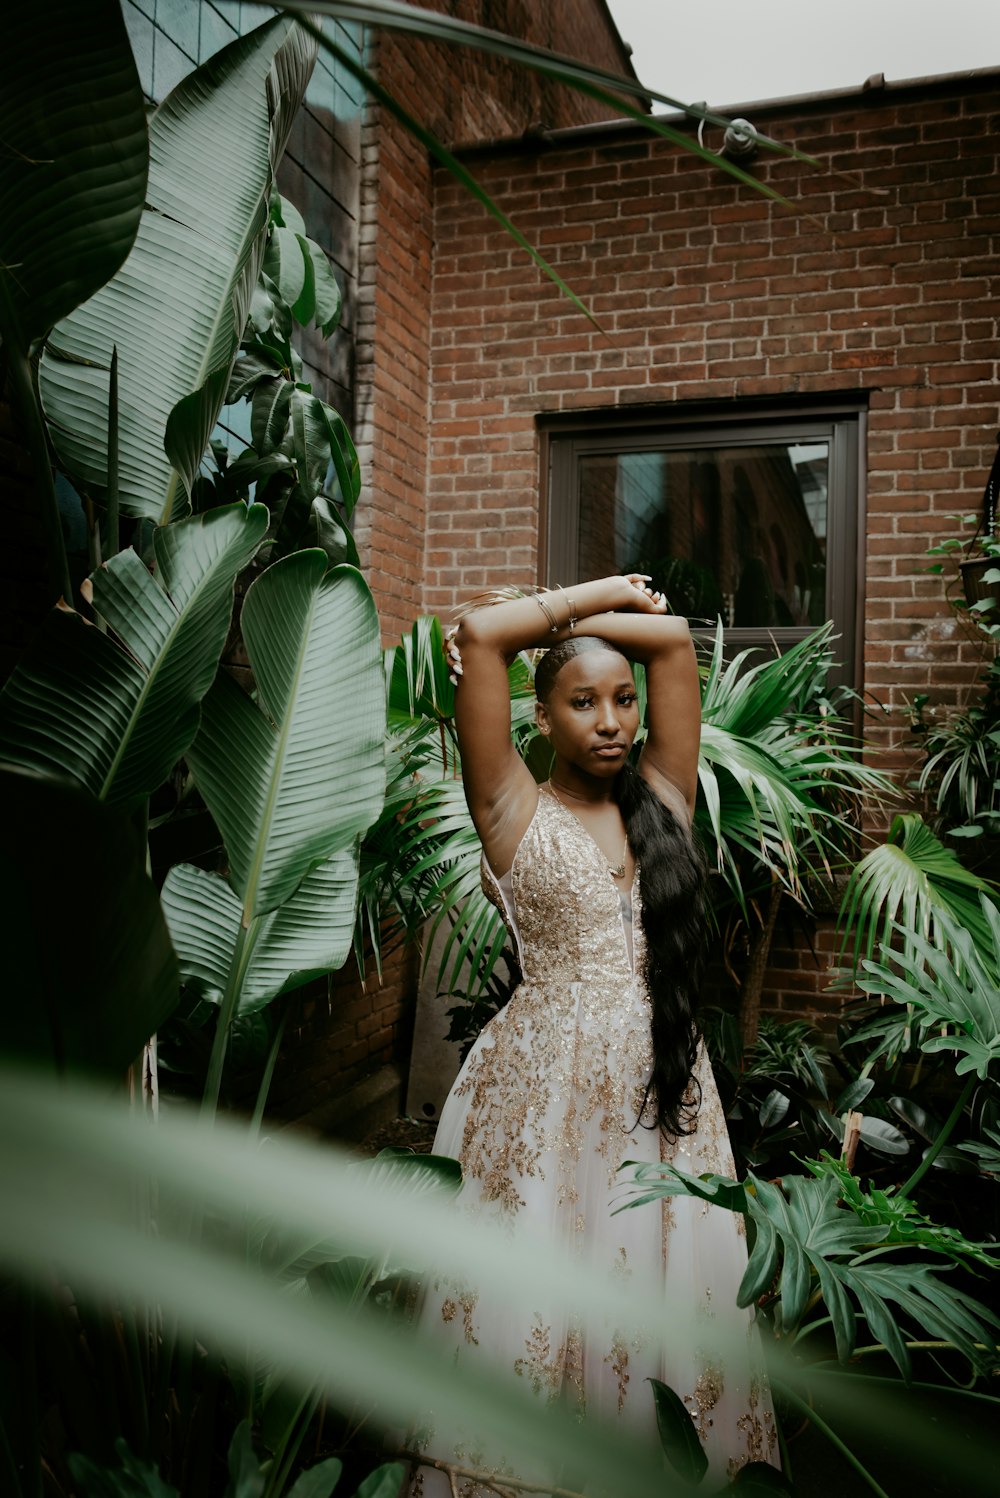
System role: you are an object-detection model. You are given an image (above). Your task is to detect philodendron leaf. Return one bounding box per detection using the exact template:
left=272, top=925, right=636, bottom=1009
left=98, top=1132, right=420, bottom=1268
left=0, top=503, right=268, bottom=806
left=187, top=555, right=384, bottom=923
left=310, top=496, right=360, bottom=567
left=833, top=1077, right=874, bottom=1114
left=288, top=390, right=361, bottom=512
left=284, top=1458, right=343, bottom=1498
left=649, top=1377, right=708, bottom=1485
left=39, top=15, right=317, bottom=523
left=0, top=766, right=178, bottom=1076
left=758, top=1089, right=789, bottom=1128
left=857, top=1115, right=909, bottom=1157
left=264, top=225, right=308, bottom=308
left=0, top=0, right=147, bottom=352
left=251, top=376, right=294, bottom=456
left=292, top=235, right=343, bottom=335
left=349, top=1467, right=407, bottom=1498
left=161, top=849, right=360, bottom=1014
left=224, top=1421, right=264, bottom=1498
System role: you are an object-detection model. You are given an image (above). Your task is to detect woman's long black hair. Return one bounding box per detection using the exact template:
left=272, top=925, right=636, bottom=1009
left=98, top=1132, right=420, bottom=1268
left=535, top=637, right=708, bottom=1138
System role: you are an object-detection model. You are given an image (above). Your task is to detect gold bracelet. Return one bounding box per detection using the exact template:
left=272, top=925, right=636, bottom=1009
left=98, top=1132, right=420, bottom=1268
left=535, top=593, right=559, bottom=633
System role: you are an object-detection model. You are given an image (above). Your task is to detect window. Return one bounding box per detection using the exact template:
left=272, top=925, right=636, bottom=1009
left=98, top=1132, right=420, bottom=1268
left=544, top=404, right=864, bottom=689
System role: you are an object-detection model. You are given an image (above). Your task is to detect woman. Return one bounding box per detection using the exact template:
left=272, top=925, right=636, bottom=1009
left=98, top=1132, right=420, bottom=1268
left=408, top=576, right=777, bottom=1495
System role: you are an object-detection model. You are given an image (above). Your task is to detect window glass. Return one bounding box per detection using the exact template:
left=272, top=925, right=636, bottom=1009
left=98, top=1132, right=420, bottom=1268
left=546, top=408, right=862, bottom=689
left=577, top=440, right=830, bottom=628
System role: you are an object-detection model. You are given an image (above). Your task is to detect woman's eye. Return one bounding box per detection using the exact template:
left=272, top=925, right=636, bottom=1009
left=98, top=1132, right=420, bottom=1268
left=572, top=697, right=593, bottom=709
left=618, top=693, right=637, bottom=707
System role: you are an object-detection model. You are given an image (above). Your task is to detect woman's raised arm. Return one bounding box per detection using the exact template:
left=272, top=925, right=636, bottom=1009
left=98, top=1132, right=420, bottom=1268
left=568, top=609, right=701, bottom=821
left=451, top=576, right=665, bottom=868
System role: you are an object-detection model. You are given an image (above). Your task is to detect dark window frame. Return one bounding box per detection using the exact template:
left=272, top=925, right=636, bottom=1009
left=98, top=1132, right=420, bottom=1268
left=540, top=400, right=867, bottom=694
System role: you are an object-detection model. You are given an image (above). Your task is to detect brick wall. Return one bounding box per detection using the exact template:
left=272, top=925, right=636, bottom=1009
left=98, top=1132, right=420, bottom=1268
left=424, top=74, right=999, bottom=731
left=419, top=70, right=1000, bottom=1029
left=354, top=0, right=638, bottom=640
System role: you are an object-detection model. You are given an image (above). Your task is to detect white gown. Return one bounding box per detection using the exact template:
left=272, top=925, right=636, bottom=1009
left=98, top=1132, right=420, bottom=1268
left=408, top=786, right=777, bottom=1495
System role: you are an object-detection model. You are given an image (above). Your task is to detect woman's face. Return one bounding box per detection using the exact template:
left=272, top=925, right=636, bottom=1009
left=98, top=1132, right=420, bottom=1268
left=535, top=649, right=639, bottom=776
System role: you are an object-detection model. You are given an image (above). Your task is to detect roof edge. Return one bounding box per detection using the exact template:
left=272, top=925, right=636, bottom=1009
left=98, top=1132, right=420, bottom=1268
left=451, top=64, right=1000, bottom=157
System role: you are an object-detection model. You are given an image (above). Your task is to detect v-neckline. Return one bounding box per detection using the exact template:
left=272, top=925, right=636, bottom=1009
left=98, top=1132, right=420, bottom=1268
left=543, top=782, right=636, bottom=898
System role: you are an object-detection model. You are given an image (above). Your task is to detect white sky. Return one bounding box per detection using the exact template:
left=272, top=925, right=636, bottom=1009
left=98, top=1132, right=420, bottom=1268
left=606, top=0, right=1000, bottom=111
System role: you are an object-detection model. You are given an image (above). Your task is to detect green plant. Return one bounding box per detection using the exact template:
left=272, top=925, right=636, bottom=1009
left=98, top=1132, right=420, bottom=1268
left=0, top=8, right=391, bottom=1492
left=912, top=498, right=1000, bottom=845
left=703, top=1012, right=830, bottom=1176
left=837, top=812, right=1000, bottom=977
left=617, top=1157, right=1000, bottom=1495
left=0, top=0, right=149, bottom=603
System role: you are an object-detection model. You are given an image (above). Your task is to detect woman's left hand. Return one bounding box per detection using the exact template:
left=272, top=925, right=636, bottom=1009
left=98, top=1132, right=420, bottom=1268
left=443, top=625, right=463, bottom=684
left=625, top=575, right=668, bottom=613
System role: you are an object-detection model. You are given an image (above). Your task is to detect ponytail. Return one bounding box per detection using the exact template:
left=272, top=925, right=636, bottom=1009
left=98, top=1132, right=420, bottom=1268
left=612, top=761, right=707, bottom=1137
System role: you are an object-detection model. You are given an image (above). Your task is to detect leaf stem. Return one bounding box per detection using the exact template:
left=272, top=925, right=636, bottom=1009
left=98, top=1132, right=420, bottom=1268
left=775, top=1382, right=891, bottom=1498
left=807, top=1368, right=1000, bottom=1405
left=202, top=921, right=253, bottom=1117
left=106, top=345, right=120, bottom=558
left=899, top=1075, right=975, bottom=1197
left=850, top=1339, right=983, bottom=1358
left=248, top=1002, right=289, bottom=1140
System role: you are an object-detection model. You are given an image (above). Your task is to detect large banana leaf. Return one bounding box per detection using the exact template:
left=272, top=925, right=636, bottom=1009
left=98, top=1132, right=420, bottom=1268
left=39, top=16, right=317, bottom=524
left=0, top=504, right=268, bottom=807
left=0, top=0, right=147, bottom=353
left=162, top=852, right=359, bottom=1015
left=188, top=556, right=384, bottom=925
left=838, top=813, right=1000, bottom=972
left=0, top=767, right=178, bottom=1075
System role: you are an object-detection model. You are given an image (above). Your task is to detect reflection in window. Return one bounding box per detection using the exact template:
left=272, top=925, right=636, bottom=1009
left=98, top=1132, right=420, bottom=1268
left=577, top=442, right=830, bottom=629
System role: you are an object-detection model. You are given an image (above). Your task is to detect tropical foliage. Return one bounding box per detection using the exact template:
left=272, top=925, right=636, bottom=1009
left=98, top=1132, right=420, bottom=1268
left=914, top=512, right=1000, bottom=844
left=4, top=3, right=1000, bottom=1497
left=0, top=6, right=392, bottom=1493
left=367, top=615, right=890, bottom=1049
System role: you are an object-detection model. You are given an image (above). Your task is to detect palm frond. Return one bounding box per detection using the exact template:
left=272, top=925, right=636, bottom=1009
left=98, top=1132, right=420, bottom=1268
left=696, top=624, right=890, bottom=909
left=838, top=813, right=1000, bottom=974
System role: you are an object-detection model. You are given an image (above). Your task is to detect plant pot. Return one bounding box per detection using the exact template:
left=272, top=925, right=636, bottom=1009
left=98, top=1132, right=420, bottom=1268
left=960, top=555, right=1000, bottom=609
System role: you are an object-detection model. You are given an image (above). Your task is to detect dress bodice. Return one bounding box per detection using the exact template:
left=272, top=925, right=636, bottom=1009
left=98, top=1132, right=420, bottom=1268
left=481, top=787, right=642, bottom=989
